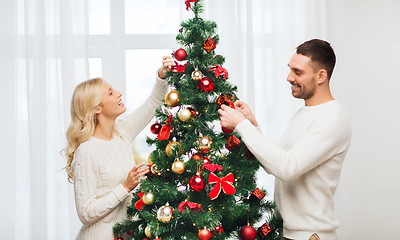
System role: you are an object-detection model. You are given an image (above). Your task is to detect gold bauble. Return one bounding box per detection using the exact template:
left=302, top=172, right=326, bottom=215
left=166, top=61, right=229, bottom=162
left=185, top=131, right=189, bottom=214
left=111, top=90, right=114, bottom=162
left=197, top=136, right=212, bottom=151
left=145, top=225, right=151, bottom=238
left=157, top=205, right=174, bottom=223
left=142, top=192, right=154, bottom=205
left=148, top=151, right=155, bottom=164
left=151, top=164, right=161, bottom=175
left=165, top=139, right=183, bottom=158
left=178, top=108, right=192, bottom=122
left=165, top=89, right=181, bottom=107
left=191, top=70, right=203, bottom=80
left=172, top=160, right=185, bottom=174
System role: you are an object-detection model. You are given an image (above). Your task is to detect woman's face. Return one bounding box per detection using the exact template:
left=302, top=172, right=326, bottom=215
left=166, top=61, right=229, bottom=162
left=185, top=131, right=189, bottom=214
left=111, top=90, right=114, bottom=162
left=98, top=81, right=126, bottom=119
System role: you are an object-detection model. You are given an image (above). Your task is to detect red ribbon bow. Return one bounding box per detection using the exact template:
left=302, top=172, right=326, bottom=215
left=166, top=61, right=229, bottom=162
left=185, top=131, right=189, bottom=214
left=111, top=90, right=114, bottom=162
left=158, top=114, right=173, bottom=141
left=208, top=65, right=228, bottom=80
left=178, top=201, right=204, bottom=213
left=208, top=172, right=236, bottom=200
left=134, top=193, right=145, bottom=210
left=170, top=61, right=188, bottom=73
left=202, top=163, right=223, bottom=173
left=185, top=0, right=197, bottom=11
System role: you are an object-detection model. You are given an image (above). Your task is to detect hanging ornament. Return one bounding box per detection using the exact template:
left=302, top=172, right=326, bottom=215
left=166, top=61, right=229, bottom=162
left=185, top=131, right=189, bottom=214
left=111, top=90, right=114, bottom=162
left=202, top=36, right=217, bottom=53
left=134, top=193, right=146, bottom=210
left=191, top=152, right=203, bottom=161
left=213, top=225, right=224, bottom=234
left=165, top=89, right=181, bottom=107
left=145, top=225, right=152, bottom=238
left=216, top=94, right=235, bottom=109
left=222, top=126, right=234, bottom=134
left=151, top=164, right=161, bottom=175
left=257, top=222, right=272, bottom=238
left=158, top=114, right=173, bottom=141
left=197, top=77, right=214, bottom=93
left=150, top=122, right=162, bottom=134
left=244, top=149, right=256, bottom=161
left=197, top=136, right=212, bottom=153
left=225, top=135, right=240, bottom=151
left=208, top=65, right=229, bottom=80
left=174, top=48, right=187, bottom=61
left=178, top=201, right=204, bottom=213
left=148, top=151, right=155, bottom=164
left=250, top=188, right=266, bottom=202
left=157, top=204, right=174, bottom=223
left=185, top=0, right=197, bottom=11
left=208, top=172, right=236, bottom=200
left=127, top=230, right=134, bottom=236
left=189, top=173, right=206, bottom=192
left=172, top=160, right=185, bottom=174
left=202, top=163, right=222, bottom=173
left=142, top=191, right=155, bottom=205
left=165, top=138, right=183, bottom=158
left=170, top=61, right=188, bottom=73
left=239, top=225, right=257, bottom=240
left=114, top=237, right=124, bottom=240
left=191, top=70, right=203, bottom=80
left=179, top=28, right=183, bottom=33
left=178, top=108, right=192, bottom=122
left=188, top=107, right=199, bottom=118
left=198, top=228, right=212, bottom=240
left=202, top=157, right=211, bottom=164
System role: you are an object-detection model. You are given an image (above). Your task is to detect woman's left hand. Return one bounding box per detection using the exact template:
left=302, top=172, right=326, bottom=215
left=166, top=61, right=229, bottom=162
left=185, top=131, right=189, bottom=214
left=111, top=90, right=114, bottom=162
left=158, top=56, right=175, bottom=79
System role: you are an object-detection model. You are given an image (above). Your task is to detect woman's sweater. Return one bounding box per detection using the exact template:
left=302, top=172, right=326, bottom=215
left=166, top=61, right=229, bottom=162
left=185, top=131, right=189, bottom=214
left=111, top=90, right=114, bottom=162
left=71, top=76, right=167, bottom=240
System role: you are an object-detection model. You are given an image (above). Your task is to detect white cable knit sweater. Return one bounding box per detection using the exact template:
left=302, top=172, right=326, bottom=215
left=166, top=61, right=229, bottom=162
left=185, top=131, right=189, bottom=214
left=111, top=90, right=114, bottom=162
left=235, top=100, right=351, bottom=240
left=71, top=76, right=167, bottom=240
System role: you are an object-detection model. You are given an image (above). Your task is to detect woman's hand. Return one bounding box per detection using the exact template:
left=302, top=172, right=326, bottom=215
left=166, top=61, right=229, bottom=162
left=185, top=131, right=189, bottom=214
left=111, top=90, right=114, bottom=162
left=122, top=162, right=150, bottom=192
left=158, top=56, right=175, bottom=79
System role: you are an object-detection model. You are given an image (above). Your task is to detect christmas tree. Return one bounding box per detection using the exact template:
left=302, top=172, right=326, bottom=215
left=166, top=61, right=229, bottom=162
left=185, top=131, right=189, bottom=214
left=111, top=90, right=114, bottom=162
left=114, top=1, right=282, bottom=239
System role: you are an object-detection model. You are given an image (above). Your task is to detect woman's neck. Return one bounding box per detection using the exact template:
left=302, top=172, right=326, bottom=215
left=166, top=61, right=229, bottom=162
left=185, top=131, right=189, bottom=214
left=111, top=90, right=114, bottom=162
left=93, top=117, right=116, bottom=140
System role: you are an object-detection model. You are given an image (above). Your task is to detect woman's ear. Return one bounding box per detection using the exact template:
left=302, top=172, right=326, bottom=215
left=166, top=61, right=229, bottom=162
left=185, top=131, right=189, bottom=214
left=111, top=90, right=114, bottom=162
left=95, top=105, right=102, bottom=114
left=317, top=69, right=328, bottom=84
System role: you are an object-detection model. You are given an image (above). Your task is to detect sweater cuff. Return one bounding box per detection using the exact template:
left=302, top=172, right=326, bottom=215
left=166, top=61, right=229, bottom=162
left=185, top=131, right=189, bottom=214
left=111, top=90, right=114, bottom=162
left=114, top=184, right=130, bottom=202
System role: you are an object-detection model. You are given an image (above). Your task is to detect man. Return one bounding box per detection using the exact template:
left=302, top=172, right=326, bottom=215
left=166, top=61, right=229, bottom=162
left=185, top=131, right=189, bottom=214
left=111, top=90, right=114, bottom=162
left=218, top=39, right=351, bottom=240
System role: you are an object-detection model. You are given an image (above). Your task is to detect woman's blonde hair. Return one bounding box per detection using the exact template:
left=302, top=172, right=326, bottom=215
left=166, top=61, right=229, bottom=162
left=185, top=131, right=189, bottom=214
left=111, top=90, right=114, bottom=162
left=62, top=78, right=103, bottom=183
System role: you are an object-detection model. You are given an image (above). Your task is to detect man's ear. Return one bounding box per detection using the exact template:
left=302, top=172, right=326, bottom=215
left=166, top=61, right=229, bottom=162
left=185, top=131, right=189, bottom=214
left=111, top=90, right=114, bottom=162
left=317, top=69, right=328, bottom=84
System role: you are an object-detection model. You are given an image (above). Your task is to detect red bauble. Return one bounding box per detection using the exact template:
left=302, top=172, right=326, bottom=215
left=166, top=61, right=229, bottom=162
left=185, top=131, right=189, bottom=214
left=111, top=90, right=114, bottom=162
left=197, top=77, right=214, bottom=93
left=150, top=123, right=162, bottom=134
left=189, top=174, right=205, bottom=191
left=174, top=48, right=187, bottom=61
left=191, top=153, right=203, bottom=161
left=198, top=229, right=212, bottom=240
left=202, top=157, right=211, bottom=164
left=239, top=225, right=257, bottom=240
left=222, top=126, right=234, bottom=134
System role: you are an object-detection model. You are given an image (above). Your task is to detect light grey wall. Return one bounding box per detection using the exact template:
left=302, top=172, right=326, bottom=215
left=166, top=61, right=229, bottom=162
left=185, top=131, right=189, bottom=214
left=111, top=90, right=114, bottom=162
left=326, top=0, right=400, bottom=239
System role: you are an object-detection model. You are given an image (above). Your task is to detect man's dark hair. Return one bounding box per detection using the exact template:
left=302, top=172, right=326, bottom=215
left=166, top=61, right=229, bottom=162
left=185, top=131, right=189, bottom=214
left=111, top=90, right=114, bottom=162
left=297, top=39, right=336, bottom=80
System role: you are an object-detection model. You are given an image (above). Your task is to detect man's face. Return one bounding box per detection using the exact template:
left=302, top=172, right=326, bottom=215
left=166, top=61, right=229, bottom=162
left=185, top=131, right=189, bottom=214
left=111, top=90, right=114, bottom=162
left=286, top=54, right=318, bottom=100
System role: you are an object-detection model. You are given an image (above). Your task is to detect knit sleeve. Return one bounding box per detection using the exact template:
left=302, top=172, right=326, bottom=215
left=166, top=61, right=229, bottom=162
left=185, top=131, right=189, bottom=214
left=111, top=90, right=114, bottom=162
left=72, top=146, right=130, bottom=226
left=235, top=115, right=351, bottom=182
left=116, top=74, right=167, bottom=143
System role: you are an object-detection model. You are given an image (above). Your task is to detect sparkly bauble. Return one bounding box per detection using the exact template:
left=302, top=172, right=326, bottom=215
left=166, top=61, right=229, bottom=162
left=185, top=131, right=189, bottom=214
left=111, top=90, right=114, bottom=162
left=148, top=152, right=155, bottom=164
left=197, top=136, right=212, bottom=153
left=142, top=192, right=154, bottom=205
left=150, top=123, right=162, bottom=134
left=188, top=107, right=199, bottom=118
left=165, top=139, right=183, bottom=158
left=216, top=93, right=235, bottom=109
left=174, top=48, right=187, bottom=61
left=191, top=153, right=203, bottom=161
left=239, top=225, right=257, bottom=240
left=203, top=36, right=217, bottom=53
left=222, top=126, right=234, bottom=134
left=127, top=230, right=134, bottom=236
left=178, top=108, right=191, bottom=122
left=197, top=77, right=214, bottom=93
left=151, top=164, right=161, bottom=175
left=189, top=174, right=205, bottom=192
left=191, top=70, right=203, bottom=80
left=157, top=205, right=174, bottom=223
left=165, top=89, right=181, bottom=107
left=145, top=225, right=151, bottom=238
left=172, top=160, right=185, bottom=174
left=202, top=157, right=211, bottom=164
left=225, top=135, right=240, bottom=151
left=198, top=228, right=212, bottom=240
left=213, top=225, right=224, bottom=234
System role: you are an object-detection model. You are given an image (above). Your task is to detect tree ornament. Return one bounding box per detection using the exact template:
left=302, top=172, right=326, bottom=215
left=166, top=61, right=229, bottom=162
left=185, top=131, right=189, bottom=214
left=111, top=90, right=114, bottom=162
left=198, top=228, right=212, bottom=240
left=170, top=61, right=187, bottom=73
left=134, top=193, right=146, bottom=210
left=213, top=225, right=224, bottom=234
left=257, top=222, right=272, bottom=238
left=208, top=65, right=229, bottom=79
left=157, top=205, right=174, bottom=223
left=191, top=70, right=203, bottom=80
left=178, top=201, right=204, bottom=213
left=148, top=151, right=155, bottom=164
left=203, top=36, right=217, bottom=53
left=145, top=225, right=152, bottom=238
left=197, top=136, right=212, bottom=153
left=150, top=123, right=162, bottom=134
left=178, top=108, right=191, bottom=122
left=165, top=89, right=181, bottom=107
left=191, top=153, right=203, bottom=161
left=153, top=238, right=161, bottom=240
left=142, top=191, right=154, bottom=205
left=127, top=230, right=134, bottom=236
left=225, top=135, right=240, bottom=151
left=172, top=160, right=185, bottom=174
left=189, top=173, right=206, bottom=192
left=185, top=0, right=197, bottom=11
left=197, top=77, right=214, bottom=93
left=239, top=225, right=257, bottom=240
left=244, top=149, right=256, bottom=161
left=202, top=157, right=211, bottom=164
left=208, top=172, right=236, bottom=200
left=114, top=237, right=124, bottom=240
left=165, top=138, right=183, bottom=157
left=250, top=187, right=266, bottom=202
left=158, top=114, right=173, bottom=141
left=222, top=126, right=234, bottom=134
left=216, top=93, right=235, bottom=109
left=151, top=164, right=161, bottom=175
left=188, top=107, right=199, bottom=118
left=174, top=48, right=187, bottom=61
left=179, top=28, right=183, bottom=32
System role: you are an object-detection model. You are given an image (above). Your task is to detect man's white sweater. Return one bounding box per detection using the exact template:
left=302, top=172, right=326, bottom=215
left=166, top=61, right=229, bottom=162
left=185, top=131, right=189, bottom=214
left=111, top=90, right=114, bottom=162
left=235, top=100, right=351, bottom=240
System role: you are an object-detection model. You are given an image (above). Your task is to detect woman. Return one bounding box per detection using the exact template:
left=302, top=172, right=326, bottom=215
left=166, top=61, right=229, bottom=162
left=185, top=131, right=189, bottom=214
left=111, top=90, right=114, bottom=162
left=62, top=57, right=174, bottom=239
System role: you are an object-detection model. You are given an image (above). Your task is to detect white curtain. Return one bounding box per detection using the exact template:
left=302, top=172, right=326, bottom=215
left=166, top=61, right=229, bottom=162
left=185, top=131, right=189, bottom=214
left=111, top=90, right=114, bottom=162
left=205, top=0, right=327, bottom=200
left=0, top=0, right=87, bottom=239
